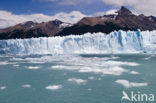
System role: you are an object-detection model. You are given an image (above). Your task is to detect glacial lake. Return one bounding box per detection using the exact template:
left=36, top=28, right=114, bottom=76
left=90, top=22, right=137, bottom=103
left=0, top=54, right=156, bottom=103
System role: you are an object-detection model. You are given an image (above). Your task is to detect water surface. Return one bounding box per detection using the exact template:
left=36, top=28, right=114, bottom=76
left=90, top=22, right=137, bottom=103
left=0, top=54, right=156, bottom=103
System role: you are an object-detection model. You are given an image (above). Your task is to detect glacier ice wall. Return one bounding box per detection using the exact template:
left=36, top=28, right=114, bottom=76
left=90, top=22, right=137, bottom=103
left=0, top=30, right=156, bottom=55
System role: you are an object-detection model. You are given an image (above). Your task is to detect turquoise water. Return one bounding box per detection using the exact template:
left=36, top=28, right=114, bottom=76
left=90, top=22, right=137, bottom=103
left=0, top=54, right=156, bottom=103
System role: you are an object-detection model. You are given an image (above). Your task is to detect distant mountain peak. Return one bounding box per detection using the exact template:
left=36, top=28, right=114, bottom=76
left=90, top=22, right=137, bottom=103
left=50, top=19, right=63, bottom=26
left=56, top=6, right=156, bottom=36
left=19, top=21, right=37, bottom=28
left=117, top=6, right=132, bottom=15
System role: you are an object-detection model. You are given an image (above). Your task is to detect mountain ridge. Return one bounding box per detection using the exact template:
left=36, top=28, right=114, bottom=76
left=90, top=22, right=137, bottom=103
left=1, top=6, right=156, bottom=40
left=0, top=20, right=64, bottom=39
left=57, top=6, right=156, bottom=36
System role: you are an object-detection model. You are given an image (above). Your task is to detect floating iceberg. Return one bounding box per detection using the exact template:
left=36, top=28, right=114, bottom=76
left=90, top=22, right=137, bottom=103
left=0, top=30, right=156, bottom=55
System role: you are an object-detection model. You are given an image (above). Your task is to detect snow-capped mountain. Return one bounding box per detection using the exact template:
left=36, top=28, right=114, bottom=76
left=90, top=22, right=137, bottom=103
left=57, top=6, right=156, bottom=36
left=1, top=6, right=156, bottom=40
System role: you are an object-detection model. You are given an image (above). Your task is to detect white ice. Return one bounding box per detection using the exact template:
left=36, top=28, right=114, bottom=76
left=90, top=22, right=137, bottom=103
left=115, top=79, right=148, bottom=88
left=45, top=85, right=62, bottom=90
left=0, top=30, right=156, bottom=55
left=67, top=78, right=87, bottom=85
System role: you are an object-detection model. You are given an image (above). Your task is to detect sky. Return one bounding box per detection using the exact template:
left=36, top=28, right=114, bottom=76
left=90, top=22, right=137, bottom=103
left=0, top=0, right=113, bottom=15
left=0, top=0, right=156, bottom=28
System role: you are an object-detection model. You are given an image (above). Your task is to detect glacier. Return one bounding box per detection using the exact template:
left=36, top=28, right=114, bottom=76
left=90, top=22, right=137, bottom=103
left=0, top=30, right=156, bottom=55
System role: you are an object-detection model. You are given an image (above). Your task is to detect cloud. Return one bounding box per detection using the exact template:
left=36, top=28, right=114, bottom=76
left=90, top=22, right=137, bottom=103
left=105, top=9, right=118, bottom=15
left=3, top=3, right=155, bottom=29
left=0, top=8, right=120, bottom=29
left=0, top=10, right=87, bottom=29
left=0, top=10, right=54, bottom=28
left=45, top=0, right=58, bottom=2
left=37, top=0, right=156, bottom=16
left=93, top=9, right=118, bottom=16
left=40, top=0, right=97, bottom=5
left=102, top=0, right=156, bottom=16
left=102, top=0, right=137, bottom=6
left=53, top=11, right=87, bottom=23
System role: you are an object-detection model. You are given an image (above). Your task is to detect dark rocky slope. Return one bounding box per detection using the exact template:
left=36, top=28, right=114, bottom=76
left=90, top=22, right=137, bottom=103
left=57, top=6, right=156, bottom=36
left=0, top=20, right=63, bottom=40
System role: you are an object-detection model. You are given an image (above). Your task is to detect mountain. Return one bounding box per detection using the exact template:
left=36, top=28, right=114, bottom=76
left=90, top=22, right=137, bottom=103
left=1, top=6, right=156, bottom=40
left=56, top=6, right=156, bottom=36
left=0, top=20, right=64, bottom=40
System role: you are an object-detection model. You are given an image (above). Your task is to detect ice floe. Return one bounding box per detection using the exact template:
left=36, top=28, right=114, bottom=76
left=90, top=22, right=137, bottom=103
left=88, top=76, right=95, bottom=80
left=0, top=61, right=16, bottom=65
left=22, top=84, right=31, bottom=88
left=27, top=66, right=40, bottom=70
left=45, top=85, right=62, bottom=90
left=0, top=86, right=6, bottom=90
left=115, top=79, right=148, bottom=88
left=67, top=78, right=87, bottom=85
left=130, top=71, right=139, bottom=75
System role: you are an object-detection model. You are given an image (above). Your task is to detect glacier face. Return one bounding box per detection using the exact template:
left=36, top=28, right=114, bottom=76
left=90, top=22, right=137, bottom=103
left=0, top=30, right=156, bottom=55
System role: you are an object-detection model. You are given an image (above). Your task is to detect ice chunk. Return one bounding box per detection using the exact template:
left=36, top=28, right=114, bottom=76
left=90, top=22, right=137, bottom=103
left=115, top=79, right=148, bottom=88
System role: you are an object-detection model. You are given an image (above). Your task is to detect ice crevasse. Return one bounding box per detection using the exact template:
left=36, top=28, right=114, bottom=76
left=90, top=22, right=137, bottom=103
left=0, top=30, right=156, bottom=55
